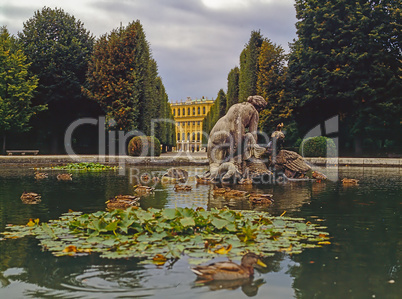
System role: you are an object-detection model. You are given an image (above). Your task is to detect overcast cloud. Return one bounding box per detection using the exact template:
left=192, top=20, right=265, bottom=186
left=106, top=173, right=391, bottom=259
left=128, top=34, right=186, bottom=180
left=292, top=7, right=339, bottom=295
left=0, top=0, right=297, bottom=102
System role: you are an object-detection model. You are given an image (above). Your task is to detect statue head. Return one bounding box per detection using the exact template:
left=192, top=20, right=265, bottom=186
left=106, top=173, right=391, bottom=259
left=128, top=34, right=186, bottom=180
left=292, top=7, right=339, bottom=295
left=247, top=95, right=267, bottom=112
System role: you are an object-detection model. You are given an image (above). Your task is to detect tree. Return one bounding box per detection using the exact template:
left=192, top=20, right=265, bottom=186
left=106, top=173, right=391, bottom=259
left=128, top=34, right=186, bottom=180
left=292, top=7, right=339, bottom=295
left=257, top=40, right=292, bottom=135
left=238, top=30, right=264, bottom=101
left=202, top=89, right=226, bottom=144
left=84, top=20, right=175, bottom=148
left=289, top=0, right=402, bottom=154
left=226, top=66, right=239, bottom=111
left=0, top=27, right=46, bottom=154
left=18, top=7, right=96, bottom=153
left=84, top=21, right=149, bottom=132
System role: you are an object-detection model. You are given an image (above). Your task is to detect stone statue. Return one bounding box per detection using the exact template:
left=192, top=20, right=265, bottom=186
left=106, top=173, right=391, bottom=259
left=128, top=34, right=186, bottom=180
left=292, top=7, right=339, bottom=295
left=202, top=95, right=327, bottom=183
left=204, top=95, right=272, bottom=182
left=268, top=123, right=327, bottom=181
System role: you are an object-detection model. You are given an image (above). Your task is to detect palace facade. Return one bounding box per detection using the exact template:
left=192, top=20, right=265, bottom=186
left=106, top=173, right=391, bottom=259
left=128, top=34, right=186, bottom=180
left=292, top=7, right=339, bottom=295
left=171, top=97, right=214, bottom=152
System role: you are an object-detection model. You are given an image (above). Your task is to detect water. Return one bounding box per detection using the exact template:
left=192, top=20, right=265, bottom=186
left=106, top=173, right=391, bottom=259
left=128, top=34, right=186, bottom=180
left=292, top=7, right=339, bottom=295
left=0, top=166, right=400, bottom=298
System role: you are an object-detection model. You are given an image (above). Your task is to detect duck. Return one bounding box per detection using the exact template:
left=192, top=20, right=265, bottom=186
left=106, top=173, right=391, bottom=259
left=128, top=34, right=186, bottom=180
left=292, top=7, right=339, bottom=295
left=191, top=252, right=266, bottom=281
left=238, top=178, right=253, bottom=185
left=342, top=178, right=359, bottom=185
left=174, top=184, right=192, bottom=191
left=248, top=193, right=273, bottom=204
left=134, top=185, right=155, bottom=195
left=312, top=171, right=327, bottom=181
left=34, top=172, right=48, bottom=180
left=224, top=189, right=249, bottom=198
left=141, top=174, right=150, bottom=182
left=57, top=173, right=72, bottom=181
left=152, top=176, right=160, bottom=183
left=213, top=186, right=230, bottom=196
left=196, top=175, right=212, bottom=184
left=106, top=195, right=140, bottom=209
left=20, top=192, right=41, bottom=204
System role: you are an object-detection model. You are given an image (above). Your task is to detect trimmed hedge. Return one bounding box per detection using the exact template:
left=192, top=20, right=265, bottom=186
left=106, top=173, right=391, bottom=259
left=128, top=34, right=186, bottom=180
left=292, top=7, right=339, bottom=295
left=128, top=136, right=161, bottom=157
left=299, top=136, right=337, bottom=157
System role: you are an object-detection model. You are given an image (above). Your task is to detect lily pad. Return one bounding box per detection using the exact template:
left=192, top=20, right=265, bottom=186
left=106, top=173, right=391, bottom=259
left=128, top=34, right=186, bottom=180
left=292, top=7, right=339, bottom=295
left=0, top=207, right=331, bottom=261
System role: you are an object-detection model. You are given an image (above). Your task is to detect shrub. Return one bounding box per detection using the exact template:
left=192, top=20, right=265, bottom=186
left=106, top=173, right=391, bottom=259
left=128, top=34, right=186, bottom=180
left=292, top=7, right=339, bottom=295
left=128, top=136, right=161, bottom=157
left=299, top=136, right=337, bottom=157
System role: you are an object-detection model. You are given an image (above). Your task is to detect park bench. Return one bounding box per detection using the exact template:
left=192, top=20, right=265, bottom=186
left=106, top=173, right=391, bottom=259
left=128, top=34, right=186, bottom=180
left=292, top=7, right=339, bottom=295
left=6, top=150, right=39, bottom=156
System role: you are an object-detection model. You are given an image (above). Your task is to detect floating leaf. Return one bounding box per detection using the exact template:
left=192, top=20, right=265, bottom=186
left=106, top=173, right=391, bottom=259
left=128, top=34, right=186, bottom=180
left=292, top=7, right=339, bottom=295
left=180, top=217, right=195, bottom=227
left=161, top=208, right=177, bottom=220
left=214, top=244, right=232, bottom=254
left=211, top=217, right=229, bottom=230
left=0, top=207, right=330, bottom=260
left=152, top=254, right=167, bottom=265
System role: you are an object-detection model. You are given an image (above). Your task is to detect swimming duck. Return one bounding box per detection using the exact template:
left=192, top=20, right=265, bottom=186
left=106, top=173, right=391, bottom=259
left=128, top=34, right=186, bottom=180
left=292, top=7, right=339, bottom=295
left=141, top=174, right=150, bottom=182
left=174, top=184, right=192, bottom=191
left=238, top=178, right=253, bottom=185
left=106, top=195, right=140, bottom=209
left=57, top=173, right=72, bottom=181
left=196, top=175, right=212, bottom=184
left=134, top=185, right=155, bottom=195
left=34, top=172, right=48, bottom=180
left=191, top=252, right=266, bottom=281
left=20, top=192, right=41, bottom=204
left=312, top=171, right=327, bottom=181
left=342, top=178, right=359, bottom=185
left=248, top=193, right=273, bottom=204
left=152, top=177, right=160, bottom=182
left=213, top=186, right=230, bottom=196
left=224, top=189, right=248, bottom=198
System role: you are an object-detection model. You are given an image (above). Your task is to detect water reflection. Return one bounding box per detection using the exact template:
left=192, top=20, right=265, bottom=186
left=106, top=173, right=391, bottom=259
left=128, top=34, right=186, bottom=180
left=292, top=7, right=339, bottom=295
left=0, top=166, right=400, bottom=298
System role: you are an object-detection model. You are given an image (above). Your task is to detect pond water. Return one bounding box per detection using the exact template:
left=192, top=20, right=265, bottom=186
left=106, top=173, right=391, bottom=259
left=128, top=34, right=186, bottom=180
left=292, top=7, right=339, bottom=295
left=0, top=165, right=400, bottom=298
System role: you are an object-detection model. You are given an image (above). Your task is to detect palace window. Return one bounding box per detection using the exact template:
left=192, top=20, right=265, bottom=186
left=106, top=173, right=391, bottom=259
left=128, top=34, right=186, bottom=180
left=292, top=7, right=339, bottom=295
left=188, top=108, right=190, bottom=115
left=198, top=107, right=200, bottom=114
left=182, top=133, right=185, bottom=140
left=193, top=107, right=195, bottom=115
left=203, top=107, right=206, bottom=114
left=173, top=109, right=175, bottom=116
left=197, top=132, right=200, bottom=141
left=187, top=132, right=190, bottom=141
left=177, top=133, right=180, bottom=140
left=183, top=108, right=185, bottom=115
left=178, top=109, right=180, bottom=116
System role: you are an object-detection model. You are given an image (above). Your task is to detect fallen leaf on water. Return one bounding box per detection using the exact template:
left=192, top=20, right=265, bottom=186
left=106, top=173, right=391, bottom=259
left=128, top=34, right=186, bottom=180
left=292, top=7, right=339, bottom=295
left=27, top=218, right=39, bottom=227
left=152, top=254, right=167, bottom=265
left=318, top=241, right=331, bottom=245
left=214, top=244, right=232, bottom=255
left=63, top=245, right=78, bottom=253
left=280, top=244, right=293, bottom=252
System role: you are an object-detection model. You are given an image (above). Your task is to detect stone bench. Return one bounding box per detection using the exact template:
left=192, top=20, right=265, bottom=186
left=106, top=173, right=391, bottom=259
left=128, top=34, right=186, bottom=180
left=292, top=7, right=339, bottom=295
left=6, top=150, right=39, bottom=156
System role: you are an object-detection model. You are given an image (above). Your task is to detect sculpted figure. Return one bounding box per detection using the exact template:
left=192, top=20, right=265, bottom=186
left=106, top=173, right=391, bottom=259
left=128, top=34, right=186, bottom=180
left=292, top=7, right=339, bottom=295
left=206, top=95, right=269, bottom=182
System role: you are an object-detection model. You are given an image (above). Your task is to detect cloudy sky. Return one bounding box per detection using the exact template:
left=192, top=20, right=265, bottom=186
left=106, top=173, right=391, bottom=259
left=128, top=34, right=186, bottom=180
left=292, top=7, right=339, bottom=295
left=1, top=0, right=298, bottom=102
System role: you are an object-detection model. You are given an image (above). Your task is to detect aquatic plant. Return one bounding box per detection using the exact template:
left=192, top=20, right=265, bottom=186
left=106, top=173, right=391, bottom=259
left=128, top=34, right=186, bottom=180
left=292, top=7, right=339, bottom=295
left=49, top=162, right=119, bottom=171
left=1, top=207, right=330, bottom=264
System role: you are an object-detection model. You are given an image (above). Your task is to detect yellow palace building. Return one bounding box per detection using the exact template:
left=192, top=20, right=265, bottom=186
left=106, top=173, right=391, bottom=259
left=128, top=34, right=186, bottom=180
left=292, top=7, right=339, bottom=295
left=171, top=97, right=214, bottom=152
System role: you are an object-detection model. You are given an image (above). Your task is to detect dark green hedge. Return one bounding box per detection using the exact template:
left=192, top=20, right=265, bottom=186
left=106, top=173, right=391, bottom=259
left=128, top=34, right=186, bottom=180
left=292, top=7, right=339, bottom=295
left=299, top=136, right=337, bottom=157
left=128, top=136, right=161, bottom=157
